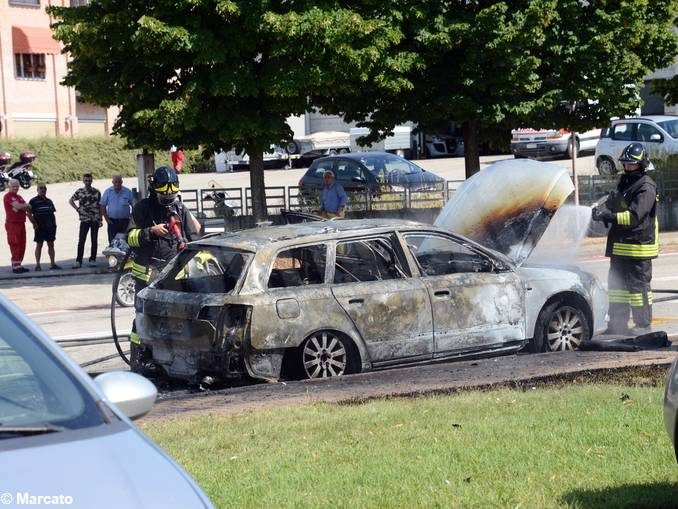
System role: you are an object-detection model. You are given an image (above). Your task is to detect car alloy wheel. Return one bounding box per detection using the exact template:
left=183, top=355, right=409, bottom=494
left=302, top=331, right=352, bottom=379
left=115, top=270, right=136, bottom=307
left=545, top=305, right=588, bottom=351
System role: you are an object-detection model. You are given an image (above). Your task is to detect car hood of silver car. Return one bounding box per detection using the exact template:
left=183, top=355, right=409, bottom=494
left=435, top=159, right=574, bottom=266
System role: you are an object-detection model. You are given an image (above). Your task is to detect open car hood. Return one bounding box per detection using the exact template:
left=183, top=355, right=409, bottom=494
left=434, top=159, right=574, bottom=266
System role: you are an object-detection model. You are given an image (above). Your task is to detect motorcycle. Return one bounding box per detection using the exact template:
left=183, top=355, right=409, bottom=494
left=0, top=152, right=10, bottom=192
left=103, top=233, right=135, bottom=307
left=7, top=151, right=37, bottom=189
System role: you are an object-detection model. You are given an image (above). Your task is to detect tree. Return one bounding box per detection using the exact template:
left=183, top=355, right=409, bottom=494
left=320, top=0, right=678, bottom=179
left=48, top=1, right=413, bottom=221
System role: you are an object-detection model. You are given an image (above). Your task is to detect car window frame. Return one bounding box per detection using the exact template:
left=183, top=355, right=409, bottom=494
left=330, top=233, right=411, bottom=285
left=266, top=241, right=331, bottom=290
left=634, top=122, right=664, bottom=143
left=611, top=122, right=637, bottom=142
left=399, top=230, right=499, bottom=277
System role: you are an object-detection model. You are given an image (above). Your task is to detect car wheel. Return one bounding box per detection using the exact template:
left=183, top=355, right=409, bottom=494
left=114, top=269, right=135, bottom=307
left=513, top=154, right=526, bottom=159
left=530, top=302, right=590, bottom=353
left=567, top=138, right=580, bottom=159
left=597, top=157, right=617, bottom=176
left=300, top=331, right=359, bottom=379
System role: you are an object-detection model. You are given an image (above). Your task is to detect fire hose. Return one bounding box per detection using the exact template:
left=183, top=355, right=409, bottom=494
left=110, top=249, right=132, bottom=366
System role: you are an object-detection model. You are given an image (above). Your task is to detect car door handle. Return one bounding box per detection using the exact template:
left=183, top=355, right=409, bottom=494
left=348, top=298, right=364, bottom=305
left=434, top=290, right=450, bottom=298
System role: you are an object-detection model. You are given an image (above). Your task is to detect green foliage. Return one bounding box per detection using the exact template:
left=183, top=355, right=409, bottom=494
left=0, top=136, right=211, bottom=183
left=317, top=0, right=678, bottom=171
left=144, top=382, right=677, bottom=508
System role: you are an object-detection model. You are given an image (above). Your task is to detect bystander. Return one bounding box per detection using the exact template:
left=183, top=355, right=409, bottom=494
left=100, top=175, right=134, bottom=243
left=69, top=173, right=101, bottom=268
left=3, top=179, right=32, bottom=273
left=29, top=184, right=61, bottom=271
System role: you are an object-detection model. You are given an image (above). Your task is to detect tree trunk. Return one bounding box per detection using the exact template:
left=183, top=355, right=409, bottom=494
left=462, top=119, right=481, bottom=179
left=248, top=150, right=267, bottom=223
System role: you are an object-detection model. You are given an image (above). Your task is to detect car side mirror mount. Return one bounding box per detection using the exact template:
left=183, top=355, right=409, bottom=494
left=94, top=371, right=158, bottom=420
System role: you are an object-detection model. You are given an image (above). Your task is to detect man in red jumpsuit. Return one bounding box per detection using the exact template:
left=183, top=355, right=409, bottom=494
left=170, top=145, right=185, bottom=173
left=3, top=179, right=33, bottom=273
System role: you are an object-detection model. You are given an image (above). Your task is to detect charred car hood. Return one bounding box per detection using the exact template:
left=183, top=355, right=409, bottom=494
left=435, top=159, right=574, bottom=265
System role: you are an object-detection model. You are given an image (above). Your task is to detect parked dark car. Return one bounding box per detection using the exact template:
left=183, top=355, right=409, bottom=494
left=298, top=152, right=444, bottom=196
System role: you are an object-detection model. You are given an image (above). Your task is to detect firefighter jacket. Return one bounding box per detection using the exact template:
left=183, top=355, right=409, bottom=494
left=127, top=197, right=200, bottom=283
left=604, top=171, right=658, bottom=260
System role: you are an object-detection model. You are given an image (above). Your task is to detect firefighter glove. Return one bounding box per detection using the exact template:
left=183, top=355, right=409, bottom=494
left=591, top=206, right=615, bottom=224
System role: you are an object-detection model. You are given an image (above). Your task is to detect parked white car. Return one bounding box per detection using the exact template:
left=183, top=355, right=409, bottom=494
left=511, top=127, right=601, bottom=159
left=595, top=115, right=678, bottom=175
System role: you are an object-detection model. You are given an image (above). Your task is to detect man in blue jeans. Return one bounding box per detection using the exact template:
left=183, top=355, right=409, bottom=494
left=320, top=170, right=347, bottom=219
left=100, top=175, right=134, bottom=243
left=69, top=173, right=101, bottom=268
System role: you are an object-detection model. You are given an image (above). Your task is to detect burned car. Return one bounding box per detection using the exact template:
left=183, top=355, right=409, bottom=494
left=134, top=160, right=607, bottom=383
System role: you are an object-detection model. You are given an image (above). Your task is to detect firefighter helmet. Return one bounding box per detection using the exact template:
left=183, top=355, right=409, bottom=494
left=150, top=166, right=179, bottom=204
left=619, top=143, right=650, bottom=169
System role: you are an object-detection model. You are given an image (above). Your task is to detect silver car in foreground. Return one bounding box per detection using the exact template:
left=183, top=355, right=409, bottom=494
left=135, top=161, right=606, bottom=384
left=664, top=357, right=678, bottom=462
left=0, top=295, right=213, bottom=508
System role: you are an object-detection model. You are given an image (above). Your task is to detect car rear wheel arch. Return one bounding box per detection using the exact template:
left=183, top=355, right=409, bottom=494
left=529, top=293, right=592, bottom=353
left=597, top=156, right=618, bottom=176
left=282, top=329, right=362, bottom=380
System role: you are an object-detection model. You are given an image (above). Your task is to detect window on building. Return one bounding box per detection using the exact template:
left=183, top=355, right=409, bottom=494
left=70, top=0, right=89, bottom=6
left=15, top=54, right=46, bottom=80
left=9, top=0, right=40, bottom=6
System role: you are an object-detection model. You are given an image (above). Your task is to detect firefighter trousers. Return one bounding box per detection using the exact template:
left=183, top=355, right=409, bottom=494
left=607, top=256, right=653, bottom=331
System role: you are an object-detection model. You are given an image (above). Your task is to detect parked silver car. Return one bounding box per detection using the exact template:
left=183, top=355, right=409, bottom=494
left=135, top=161, right=607, bottom=384
left=664, top=356, right=678, bottom=462
left=0, top=295, right=213, bottom=508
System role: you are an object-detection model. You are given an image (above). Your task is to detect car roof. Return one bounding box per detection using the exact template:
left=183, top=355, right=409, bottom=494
left=195, top=218, right=429, bottom=251
left=312, top=151, right=399, bottom=165
left=613, top=115, right=678, bottom=123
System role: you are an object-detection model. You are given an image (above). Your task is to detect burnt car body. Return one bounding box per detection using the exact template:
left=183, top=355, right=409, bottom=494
left=135, top=161, right=607, bottom=383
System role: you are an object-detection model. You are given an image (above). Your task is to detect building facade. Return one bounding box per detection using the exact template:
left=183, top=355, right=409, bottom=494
left=0, top=0, right=116, bottom=139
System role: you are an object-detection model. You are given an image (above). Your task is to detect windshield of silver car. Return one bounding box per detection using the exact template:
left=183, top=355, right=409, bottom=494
left=0, top=313, right=105, bottom=435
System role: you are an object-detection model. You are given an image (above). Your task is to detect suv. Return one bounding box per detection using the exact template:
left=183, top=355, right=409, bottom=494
left=595, top=115, right=678, bottom=175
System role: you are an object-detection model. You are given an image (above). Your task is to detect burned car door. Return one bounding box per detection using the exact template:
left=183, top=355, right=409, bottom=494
left=402, top=232, right=525, bottom=356
left=330, top=235, right=433, bottom=363
left=249, top=243, right=355, bottom=352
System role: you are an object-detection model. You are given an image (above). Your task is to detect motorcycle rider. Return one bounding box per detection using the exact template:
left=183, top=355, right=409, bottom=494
left=127, top=166, right=200, bottom=371
left=591, top=142, right=658, bottom=335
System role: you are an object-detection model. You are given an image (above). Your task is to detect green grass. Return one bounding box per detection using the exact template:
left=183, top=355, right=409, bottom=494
left=0, top=136, right=212, bottom=183
left=142, top=381, right=678, bottom=509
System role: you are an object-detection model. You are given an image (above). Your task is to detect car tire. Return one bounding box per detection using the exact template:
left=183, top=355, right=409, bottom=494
left=513, top=154, right=526, bottom=159
left=567, top=138, right=580, bottom=159
left=298, top=331, right=359, bottom=379
left=597, top=157, right=618, bottom=176
left=529, top=302, right=590, bottom=353
left=114, top=269, right=136, bottom=307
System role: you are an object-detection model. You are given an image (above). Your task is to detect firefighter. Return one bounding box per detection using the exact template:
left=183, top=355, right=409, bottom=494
left=127, top=166, right=200, bottom=371
left=591, top=142, right=658, bottom=335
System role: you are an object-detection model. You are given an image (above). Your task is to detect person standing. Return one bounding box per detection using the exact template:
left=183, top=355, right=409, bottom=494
left=100, top=175, right=134, bottom=243
left=69, top=173, right=101, bottom=268
left=591, top=142, right=659, bottom=335
left=319, top=170, right=347, bottom=219
left=29, top=184, right=61, bottom=271
left=3, top=179, right=32, bottom=273
left=170, top=145, right=185, bottom=173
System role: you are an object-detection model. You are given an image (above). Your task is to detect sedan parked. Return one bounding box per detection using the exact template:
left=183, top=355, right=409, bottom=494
left=0, top=294, right=213, bottom=508
left=298, top=152, right=444, bottom=196
left=135, top=162, right=606, bottom=384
